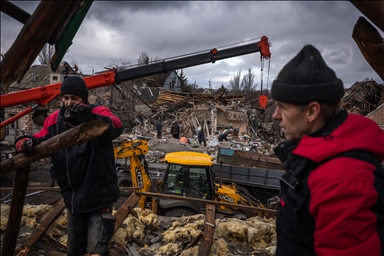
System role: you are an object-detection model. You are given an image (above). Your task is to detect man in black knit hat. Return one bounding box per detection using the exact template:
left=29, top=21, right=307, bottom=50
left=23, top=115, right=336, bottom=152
left=271, top=45, right=384, bottom=256
left=14, top=76, right=123, bottom=255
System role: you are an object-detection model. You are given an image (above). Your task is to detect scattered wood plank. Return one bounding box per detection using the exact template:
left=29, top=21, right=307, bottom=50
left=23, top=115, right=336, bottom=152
left=186, top=233, right=204, bottom=250
left=114, top=192, right=141, bottom=231
left=2, top=166, right=30, bottom=256
left=36, top=233, right=67, bottom=255
left=15, top=199, right=66, bottom=256
left=343, top=78, right=384, bottom=116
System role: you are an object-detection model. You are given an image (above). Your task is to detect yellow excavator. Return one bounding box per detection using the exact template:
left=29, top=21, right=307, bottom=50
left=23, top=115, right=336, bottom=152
left=113, top=138, right=152, bottom=210
left=113, top=138, right=265, bottom=217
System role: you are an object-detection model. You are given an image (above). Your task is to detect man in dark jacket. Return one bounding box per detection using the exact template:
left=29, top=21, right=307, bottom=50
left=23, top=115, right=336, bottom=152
left=156, top=121, right=162, bottom=139
left=271, top=45, right=384, bottom=256
left=218, top=130, right=229, bottom=142
left=14, top=76, right=123, bottom=255
left=171, top=122, right=180, bottom=139
left=198, top=129, right=206, bottom=147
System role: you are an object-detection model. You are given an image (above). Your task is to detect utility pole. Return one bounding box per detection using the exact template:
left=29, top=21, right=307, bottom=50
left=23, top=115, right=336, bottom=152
left=192, top=78, right=196, bottom=87
left=88, top=65, right=94, bottom=75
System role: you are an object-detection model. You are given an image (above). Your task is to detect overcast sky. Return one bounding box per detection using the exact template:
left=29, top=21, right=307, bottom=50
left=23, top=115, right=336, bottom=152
left=1, top=1, right=383, bottom=90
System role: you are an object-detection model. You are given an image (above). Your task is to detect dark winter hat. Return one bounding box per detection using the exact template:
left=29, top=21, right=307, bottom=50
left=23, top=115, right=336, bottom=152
left=60, top=76, right=88, bottom=100
left=271, top=45, right=344, bottom=104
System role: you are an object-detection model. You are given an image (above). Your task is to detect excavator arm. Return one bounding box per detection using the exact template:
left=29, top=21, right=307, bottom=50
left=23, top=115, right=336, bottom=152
left=0, top=36, right=271, bottom=128
left=114, top=139, right=152, bottom=209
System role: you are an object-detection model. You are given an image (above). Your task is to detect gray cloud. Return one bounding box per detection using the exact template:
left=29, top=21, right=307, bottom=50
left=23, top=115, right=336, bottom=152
left=1, top=1, right=383, bottom=89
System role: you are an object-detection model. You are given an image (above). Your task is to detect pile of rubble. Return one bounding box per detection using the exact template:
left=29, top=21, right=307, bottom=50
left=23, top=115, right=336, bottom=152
left=90, top=85, right=284, bottom=152
left=0, top=204, right=276, bottom=256
left=130, top=78, right=383, bottom=157
left=343, top=78, right=384, bottom=116
left=109, top=77, right=384, bottom=164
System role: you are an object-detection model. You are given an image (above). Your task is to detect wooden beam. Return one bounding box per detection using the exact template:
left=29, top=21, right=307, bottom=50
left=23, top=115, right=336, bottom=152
left=1, top=120, right=110, bottom=176
left=204, top=120, right=210, bottom=137
left=198, top=204, right=216, bottom=256
left=189, top=113, right=199, bottom=134
left=186, top=233, right=204, bottom=250
left=36, top=233, right=67, bottom=255
left=2, top=166, right=30, bottom=256
left=15, top=199, right=66, bottom=256
left=350, top=1, right=384, bottom=33
left=352, top=16, right=384, bottom=81
left=1, top=0, right=31, bottom=24
left=1, top=1, right=73, bottom=89
left=114, top=192, right=141, bottom=232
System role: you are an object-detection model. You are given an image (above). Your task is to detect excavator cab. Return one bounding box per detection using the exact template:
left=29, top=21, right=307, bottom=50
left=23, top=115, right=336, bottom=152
left=159, top=152, right=215, bottom=216
left=160, top=151, right=264, bottom=217
left=162, top=164, right=214, bottom=200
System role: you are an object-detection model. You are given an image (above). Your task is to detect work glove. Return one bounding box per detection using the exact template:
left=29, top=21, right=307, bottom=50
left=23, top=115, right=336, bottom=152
left=14, top=136, right=34, bottom=153
left=66, top=102, right=93, bottom=125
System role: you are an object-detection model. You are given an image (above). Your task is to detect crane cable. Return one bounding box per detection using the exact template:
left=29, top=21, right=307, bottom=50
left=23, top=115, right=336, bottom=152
left=260, top=56, right=264, bottom=94
left=260, top=55, right=272, bottom=95
left=266, top=57, right=271, bottom=94
left=258, top=55, right=270, bottom=109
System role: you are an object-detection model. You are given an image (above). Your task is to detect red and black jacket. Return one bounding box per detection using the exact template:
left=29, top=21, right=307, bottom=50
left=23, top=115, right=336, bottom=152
left=26, top=105, right=122, bottom=214
left=274, top=110, right=384, bottom=256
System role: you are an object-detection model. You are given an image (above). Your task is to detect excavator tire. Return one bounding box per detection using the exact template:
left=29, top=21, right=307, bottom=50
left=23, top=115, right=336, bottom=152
left=164, top=207, right=197, bottom=217
left=118, top=177, right=133, bottom=197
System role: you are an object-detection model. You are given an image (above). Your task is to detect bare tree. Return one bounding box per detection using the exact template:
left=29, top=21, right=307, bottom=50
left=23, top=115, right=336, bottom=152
left=228, top=70, right=242, bottom=93
left=106, top=58, right=132, bottom=71
left=137, top=52, right=161, bottom=66
left=99, top=52, right=164, bottom=132
left=38, top=44, right=54, bottom=65
left=241, top=68, right=256, bottom=92
left=137, top=52, right=150, bottom=66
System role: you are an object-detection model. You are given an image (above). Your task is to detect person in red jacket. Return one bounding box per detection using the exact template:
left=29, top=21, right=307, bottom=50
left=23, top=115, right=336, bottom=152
left=14, top=76, right=123, bottom=256
left=271, top=45, right=384, bottom=256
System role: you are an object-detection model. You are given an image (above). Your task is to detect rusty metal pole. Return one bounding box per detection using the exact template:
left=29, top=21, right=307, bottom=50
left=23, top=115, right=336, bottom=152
left=2, top=165, right=30, bottom=256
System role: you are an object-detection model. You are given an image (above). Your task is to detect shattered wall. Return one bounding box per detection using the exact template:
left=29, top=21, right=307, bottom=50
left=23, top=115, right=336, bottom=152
left=216, top=109, right=248, bottom=135
left=342, top=78, right=384, bottom=116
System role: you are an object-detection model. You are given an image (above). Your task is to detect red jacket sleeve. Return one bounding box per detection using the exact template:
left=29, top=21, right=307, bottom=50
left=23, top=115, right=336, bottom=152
left=308, top=157, right=381, bottom=256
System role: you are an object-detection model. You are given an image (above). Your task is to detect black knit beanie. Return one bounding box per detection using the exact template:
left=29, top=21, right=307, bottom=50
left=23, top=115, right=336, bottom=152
left=271, top=45, right=344, bottom=104
left=60, top=76, right=88, bottom=100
